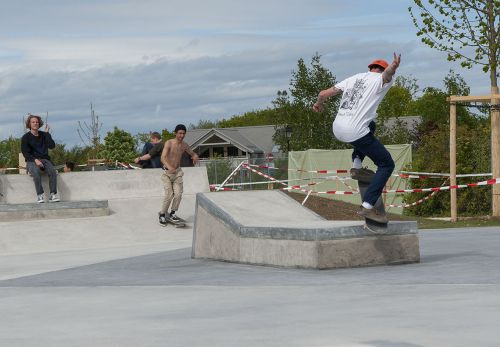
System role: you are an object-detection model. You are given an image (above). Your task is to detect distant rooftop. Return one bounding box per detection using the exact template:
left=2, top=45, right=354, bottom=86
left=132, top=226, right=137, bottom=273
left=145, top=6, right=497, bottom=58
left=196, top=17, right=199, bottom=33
left=185, top=125, right=276, bottom=154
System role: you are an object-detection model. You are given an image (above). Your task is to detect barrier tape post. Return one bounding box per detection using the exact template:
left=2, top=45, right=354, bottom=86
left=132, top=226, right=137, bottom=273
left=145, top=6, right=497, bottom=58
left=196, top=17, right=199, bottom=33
left=302, top=189, right=313, bottom=206
left=216, top=161, right=246, bottom=192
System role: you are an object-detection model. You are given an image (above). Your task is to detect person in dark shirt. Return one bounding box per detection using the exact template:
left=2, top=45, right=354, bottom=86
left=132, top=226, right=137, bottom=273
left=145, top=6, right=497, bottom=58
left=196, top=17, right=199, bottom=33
left=21, top=114, right=59, bottom=203
left=134, top=132, right=164, bottom=168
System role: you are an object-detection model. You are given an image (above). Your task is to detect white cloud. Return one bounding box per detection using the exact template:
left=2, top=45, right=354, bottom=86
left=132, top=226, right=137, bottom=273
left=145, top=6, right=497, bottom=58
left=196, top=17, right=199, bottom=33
left=0, top=0, right=494, bottom=148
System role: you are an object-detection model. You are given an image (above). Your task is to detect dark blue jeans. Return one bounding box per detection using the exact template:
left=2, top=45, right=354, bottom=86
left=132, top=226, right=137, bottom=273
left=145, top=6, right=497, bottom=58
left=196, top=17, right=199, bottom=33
left=352, top=121, right=376, bottom=163
left=350, top=130, right=394, bottom=206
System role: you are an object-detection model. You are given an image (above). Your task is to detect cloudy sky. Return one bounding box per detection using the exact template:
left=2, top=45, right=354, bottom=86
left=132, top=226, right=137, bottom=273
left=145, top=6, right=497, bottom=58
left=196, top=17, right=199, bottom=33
left=0, top=0, right=492, bottom=146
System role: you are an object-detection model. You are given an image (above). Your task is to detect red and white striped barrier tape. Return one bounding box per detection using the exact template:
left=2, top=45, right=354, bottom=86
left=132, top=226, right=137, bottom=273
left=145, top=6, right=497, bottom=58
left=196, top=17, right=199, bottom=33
left=386, top=190, right=439, bottom=208
left=246, top=164, right=349, bottom=174
left=288, top=178, right=500, bottom=195
left=245, top=164, right=491, bottom=179
left=211, top=177, right=324, bottom=188
left=209, top=185, right=239, bottom=191
left=385, top=178, right=449, bottom=208
left=242, top=164, right=288, bottom=187
left=242, top=164, right=349, bottom=190
left=383, top=178, right=500, bottom=194
left=398, top=171, right=492, bottom=178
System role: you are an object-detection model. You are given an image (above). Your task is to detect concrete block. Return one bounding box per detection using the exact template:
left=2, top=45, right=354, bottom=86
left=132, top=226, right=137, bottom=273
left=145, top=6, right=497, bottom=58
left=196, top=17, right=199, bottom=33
left=192, top=191, right=420, bottom=269
left=192, top=204, right=241, bottom=262
left=0, top=200, right=110, bottom=222
left=0, top=167, right=209, bottom=204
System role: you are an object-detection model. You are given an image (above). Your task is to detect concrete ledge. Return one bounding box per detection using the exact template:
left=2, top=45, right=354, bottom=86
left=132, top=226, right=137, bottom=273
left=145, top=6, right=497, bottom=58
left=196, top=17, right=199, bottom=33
left=192, top=191, right=420, bottom=269
left=0, top=200, right=110, bottom=222
left=0, top=166, right=209, bottom=204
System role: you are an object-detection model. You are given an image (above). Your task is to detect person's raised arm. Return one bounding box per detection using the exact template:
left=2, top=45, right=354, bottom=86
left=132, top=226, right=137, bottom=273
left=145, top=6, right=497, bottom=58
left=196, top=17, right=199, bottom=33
left=312, top=87, right=342, bottom=112
left=382, top=52, right=401, bottom=84
left=43, top=124, right=56, bottom=149
left=184, top=145, right=199, bottom=165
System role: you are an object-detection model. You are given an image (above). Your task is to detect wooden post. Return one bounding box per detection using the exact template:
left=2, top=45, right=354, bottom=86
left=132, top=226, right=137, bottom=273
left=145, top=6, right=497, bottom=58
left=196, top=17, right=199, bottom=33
left=492, top=86, right=500, bottom=218
left=448, top=94, right=500, bottom=220
left=18, top=153, right=27, bottom=175
left=450, top=102, right=457, bottom=222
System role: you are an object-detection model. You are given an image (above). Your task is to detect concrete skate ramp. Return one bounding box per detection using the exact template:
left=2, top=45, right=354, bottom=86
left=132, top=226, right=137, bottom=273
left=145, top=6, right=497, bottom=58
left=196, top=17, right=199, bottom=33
left=0, top=167, right=208, bottom=255
left=192, top=191, right=419, bottom=269
left=0, top=167, right=209, bottom=204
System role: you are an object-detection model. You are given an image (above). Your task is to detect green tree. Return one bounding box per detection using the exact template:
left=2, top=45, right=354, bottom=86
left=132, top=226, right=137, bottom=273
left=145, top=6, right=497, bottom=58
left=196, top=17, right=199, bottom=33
left=376, top=76, right=418, bottom=145
left=273, top=53, right=345, bottom=151
left=99, top=127, right=137, bottom=162
left=410, top=0, right=500, bottom=216
left=190, top=109, right=279, bottom=130
left=0, top=136, right=22, bottom=171
left=406, top=124, right=491, bottom=217
left=161, top=129, right=175, bottom=141
left=218, top=109, right=278, bottom=128
left=189, top=119, right=218, bottom=129
left=49, top=144, right=91, bottom=168
left=377, top=80, right=415, bottom=123
left=405, top=72, right=491, bottom=216
left=412, top=70, right=472, bottom=139
left=409, top=0, right=498, bottom=88
left=205, top=155, right=233, bottom=185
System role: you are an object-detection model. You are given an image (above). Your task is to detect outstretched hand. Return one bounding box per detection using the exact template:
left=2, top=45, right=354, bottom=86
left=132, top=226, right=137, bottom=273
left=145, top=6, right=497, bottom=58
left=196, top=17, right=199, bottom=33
left=391, top=52, right=401, bottom=69
left=312, top=102, right=324, bottom=113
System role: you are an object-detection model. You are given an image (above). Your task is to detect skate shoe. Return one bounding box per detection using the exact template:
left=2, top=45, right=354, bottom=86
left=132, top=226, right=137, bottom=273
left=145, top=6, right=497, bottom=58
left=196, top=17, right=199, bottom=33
left=169, top=212, right=181, bottom=223
left=357, top=206, right=388, bottom=224
left=158, top=212, right=168, bottom=226
left=49, top=193, right=60, bottom=203
left=37, top=194, right=46, bottom=203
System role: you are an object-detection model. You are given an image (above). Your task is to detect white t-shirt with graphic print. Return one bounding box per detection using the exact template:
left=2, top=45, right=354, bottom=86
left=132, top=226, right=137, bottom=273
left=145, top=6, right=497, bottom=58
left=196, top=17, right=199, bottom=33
left=332, top=71, right=393, bottom=143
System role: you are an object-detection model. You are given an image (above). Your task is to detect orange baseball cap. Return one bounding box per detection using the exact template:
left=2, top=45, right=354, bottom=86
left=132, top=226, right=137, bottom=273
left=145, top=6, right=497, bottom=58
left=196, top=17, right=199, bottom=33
left=368, top=59, right=389, bottom=70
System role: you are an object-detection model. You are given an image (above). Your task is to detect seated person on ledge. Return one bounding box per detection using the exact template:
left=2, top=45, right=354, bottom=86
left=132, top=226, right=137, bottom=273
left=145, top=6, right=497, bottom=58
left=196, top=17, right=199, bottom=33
left=21, top=114, right=60, bottom=203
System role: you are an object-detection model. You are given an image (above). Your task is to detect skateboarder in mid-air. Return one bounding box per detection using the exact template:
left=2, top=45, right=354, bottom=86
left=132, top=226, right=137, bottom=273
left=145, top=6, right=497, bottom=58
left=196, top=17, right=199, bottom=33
left=313, top=53, right=401, bottom=224
left=158, top=124, right=199, bottom=227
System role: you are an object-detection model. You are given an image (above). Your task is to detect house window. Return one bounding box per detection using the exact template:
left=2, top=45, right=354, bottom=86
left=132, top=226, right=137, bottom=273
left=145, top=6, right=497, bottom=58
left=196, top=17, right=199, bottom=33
left=227, top=146, right=240, bottom=157
left=198, top=148, right=210, bottom=158
left=212, top=147, right=224, bottom=157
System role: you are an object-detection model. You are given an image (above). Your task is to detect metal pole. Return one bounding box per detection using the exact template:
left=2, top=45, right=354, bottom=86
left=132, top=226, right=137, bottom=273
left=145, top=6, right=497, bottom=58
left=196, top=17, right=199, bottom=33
left=491, top=87, right=500, bottom=217
left=450, top=102, right=457, bottom=222
left=216, top=160, right=245, bottom=191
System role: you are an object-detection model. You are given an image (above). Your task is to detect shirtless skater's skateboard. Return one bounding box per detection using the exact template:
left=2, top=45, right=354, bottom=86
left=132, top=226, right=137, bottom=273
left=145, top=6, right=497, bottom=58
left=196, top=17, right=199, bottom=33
left=159, top=212, right=188, bottom=228
left=167, top=217, right=187, bottom=228
left=352, top=168, right=388, bottom=233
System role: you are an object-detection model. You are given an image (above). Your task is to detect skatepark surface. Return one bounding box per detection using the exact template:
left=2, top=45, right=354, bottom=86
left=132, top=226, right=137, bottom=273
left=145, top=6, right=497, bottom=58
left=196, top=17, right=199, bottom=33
left=1, top=169, right=500, bottom=346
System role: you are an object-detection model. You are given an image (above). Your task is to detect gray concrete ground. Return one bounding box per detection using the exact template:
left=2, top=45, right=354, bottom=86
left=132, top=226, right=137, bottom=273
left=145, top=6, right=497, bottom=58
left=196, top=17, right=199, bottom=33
left=1, top=215, right=500, bottom=346
left=1, top=169, right=499, bottom=347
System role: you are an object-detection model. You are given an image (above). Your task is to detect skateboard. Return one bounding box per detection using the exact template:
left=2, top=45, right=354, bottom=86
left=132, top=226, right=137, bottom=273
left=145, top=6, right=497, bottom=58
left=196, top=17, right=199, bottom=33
left=167, top=218, right=187, bottom=228
left=159, top=213, right=187, bottom=228
left=355, top=174, right=388, bottom=234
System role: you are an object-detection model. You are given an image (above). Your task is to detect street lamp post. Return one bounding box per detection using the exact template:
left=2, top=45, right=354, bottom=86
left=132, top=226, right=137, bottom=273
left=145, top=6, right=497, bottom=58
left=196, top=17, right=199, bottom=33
left=285, top=126, right=292, bottom=152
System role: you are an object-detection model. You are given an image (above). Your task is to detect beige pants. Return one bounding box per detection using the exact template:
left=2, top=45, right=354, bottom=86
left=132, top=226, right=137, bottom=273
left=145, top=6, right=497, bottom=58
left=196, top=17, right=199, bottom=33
left=160, top=168, right=184, bottom=214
